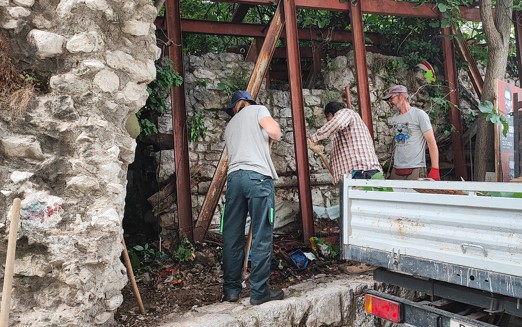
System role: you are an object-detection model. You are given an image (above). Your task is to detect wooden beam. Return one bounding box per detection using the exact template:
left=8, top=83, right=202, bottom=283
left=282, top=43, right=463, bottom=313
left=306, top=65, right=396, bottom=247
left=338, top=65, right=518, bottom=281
left=283, top=0, right=314, bottom=243
left=193, top=1, right=285, bottom=243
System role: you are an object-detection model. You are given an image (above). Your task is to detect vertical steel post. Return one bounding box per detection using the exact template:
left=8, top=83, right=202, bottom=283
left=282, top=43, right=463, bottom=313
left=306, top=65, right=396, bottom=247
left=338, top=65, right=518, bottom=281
left=349, top=0, right=374, bottom=139
left=442, top=27, right=468, bottom=180
left=165, top=0, right=193, bottom=240
left=283, top=0, right=314, bottom=243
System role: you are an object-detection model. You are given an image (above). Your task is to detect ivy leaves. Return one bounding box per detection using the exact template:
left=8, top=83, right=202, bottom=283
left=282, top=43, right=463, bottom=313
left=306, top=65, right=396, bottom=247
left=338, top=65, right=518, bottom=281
left=138, top=58, right=183, bottom=136
left=478, top=100, right=509, bottom=136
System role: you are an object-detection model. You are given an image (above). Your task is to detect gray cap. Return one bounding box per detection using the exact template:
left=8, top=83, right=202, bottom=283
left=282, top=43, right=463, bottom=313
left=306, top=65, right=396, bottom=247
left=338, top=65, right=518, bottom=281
left=383, top=85, right=408, bottom=100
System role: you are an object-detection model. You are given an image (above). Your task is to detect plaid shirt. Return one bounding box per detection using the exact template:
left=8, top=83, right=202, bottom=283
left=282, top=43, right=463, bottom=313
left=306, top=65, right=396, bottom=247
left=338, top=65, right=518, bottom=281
left=310, top=108, right=382, bottom=184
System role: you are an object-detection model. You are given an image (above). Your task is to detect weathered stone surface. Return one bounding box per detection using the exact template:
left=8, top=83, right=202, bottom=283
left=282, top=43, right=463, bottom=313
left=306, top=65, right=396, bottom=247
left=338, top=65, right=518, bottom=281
left=106, top=50, right=156, bottom=83
left=0, top=0, right=158, bottom=324
left=6, top=6, right=31, bottom=17
left=27, top=29, right=65, bottom=58
left=158, top=276, right=377, bottom=327
left=122, top=20, right=151, bottom=36
left=94, top=69, right=120, bottom=93
left=1, top=135, right=44, bottom=159
left=66, top=31, right=102, bottom=53
left=10, top=171, right=33, bottom=184
left=13, top=0, right=34, bottom=6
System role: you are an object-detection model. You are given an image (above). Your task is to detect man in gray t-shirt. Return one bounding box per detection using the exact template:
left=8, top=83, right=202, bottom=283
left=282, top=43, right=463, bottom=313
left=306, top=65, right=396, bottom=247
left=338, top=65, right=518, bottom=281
left=222, top=90, right=284, bottom=306
left=383, top=85, right=440, bottom=180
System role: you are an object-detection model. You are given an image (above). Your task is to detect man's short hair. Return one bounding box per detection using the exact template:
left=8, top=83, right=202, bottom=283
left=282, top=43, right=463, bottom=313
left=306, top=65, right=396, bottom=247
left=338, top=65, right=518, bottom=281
left=324, top=102, right=345, bottom=117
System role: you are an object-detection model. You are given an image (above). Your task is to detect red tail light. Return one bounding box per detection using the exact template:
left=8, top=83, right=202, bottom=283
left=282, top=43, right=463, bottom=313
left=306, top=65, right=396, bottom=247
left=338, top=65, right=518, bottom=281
left=364, top=294, right=402, bottom=323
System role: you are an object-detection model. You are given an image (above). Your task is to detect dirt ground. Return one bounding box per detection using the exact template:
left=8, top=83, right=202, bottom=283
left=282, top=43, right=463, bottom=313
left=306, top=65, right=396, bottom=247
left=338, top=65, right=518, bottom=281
left=114, top=219, right=371, bottom=327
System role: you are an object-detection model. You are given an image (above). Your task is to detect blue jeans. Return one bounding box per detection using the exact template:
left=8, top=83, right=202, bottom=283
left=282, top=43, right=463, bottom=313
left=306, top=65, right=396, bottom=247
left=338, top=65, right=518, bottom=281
left=222, top=170, right=275, bottom=301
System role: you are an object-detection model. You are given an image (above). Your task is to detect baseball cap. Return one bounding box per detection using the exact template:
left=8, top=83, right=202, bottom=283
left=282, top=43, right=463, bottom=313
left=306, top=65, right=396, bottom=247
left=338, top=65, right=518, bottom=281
left=226, top=90, right=257, bottom=116
left=383, top=85, right=408, bottom=100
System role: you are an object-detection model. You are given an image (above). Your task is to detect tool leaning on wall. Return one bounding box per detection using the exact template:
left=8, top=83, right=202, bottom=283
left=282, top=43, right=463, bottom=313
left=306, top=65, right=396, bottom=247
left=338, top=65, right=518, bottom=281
left=0, top=198, right=21, bottom=327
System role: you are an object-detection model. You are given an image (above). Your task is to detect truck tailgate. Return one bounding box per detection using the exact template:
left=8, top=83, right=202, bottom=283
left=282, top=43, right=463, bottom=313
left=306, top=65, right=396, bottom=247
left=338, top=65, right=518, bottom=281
left=341, top=178, right=522, bottom=298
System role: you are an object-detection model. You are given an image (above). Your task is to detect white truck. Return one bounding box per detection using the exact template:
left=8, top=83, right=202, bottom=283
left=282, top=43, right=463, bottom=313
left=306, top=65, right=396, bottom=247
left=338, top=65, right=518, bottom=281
left=341, top=178, right=522, bottom=327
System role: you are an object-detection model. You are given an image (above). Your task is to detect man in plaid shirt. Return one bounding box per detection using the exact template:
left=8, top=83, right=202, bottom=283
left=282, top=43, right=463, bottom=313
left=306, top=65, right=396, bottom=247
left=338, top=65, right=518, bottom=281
left=308, top=102, right=382, bottom=184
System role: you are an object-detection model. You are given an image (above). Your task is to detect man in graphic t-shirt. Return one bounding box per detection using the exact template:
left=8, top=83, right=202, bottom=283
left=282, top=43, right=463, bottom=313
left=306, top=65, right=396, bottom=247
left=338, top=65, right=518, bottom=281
left=383, top=85, right=440, bottom=180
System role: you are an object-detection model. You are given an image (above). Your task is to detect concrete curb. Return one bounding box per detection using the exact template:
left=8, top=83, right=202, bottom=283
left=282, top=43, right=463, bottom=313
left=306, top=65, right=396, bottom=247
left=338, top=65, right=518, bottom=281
left=158, top=274, right=379, bottom=327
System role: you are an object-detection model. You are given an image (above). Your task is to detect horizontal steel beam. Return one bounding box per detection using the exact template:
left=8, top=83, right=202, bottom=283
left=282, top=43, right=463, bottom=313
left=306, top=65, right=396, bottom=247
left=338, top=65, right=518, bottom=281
left=210, top=0, right=482, bottom=22
left=154, top=19, right=386, bottom=44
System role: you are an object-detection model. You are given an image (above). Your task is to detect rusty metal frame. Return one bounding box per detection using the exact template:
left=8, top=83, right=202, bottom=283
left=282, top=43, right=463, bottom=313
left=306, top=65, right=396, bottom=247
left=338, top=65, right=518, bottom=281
left=349, top=0, right=374, bottom=139
left=154, top=19, right=385, bottom=44
left=452, top=24, right=483, bottom=98
left=211, top=0, right=483, bottom=21
left=442, top=27, right=467, bottom=181
left=283, top=0, right=314, bottom=242
left=164, top=0, right=193, bottom=240
left=158, top=1, right=522, bottom=243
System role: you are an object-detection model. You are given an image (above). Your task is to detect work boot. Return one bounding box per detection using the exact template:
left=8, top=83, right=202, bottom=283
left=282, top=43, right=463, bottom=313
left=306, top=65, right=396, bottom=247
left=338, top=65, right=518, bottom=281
left=250, top=288, right=284, bottom=305
left=223, top=292, right=240, bottom=302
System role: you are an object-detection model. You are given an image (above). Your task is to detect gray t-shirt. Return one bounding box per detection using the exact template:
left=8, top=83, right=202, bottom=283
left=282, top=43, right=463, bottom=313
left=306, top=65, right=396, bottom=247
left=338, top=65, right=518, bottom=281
left=389, top=107, right=432, bottom=168
left=224, top=104, right=278, bottom=179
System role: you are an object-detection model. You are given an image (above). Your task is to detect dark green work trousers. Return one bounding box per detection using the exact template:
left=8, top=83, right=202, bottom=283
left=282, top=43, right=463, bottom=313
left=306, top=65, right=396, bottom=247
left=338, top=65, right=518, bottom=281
left=222, top=169, right=275, bottom=301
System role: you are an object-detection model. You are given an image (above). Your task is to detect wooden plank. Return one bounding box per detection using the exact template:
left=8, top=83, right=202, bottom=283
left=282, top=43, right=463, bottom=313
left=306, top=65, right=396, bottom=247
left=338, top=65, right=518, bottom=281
left=193, top=1, right=285, bottom=243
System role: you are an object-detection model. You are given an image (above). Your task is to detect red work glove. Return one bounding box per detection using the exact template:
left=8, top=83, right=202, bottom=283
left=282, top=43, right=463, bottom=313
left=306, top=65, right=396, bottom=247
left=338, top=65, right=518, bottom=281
left=427, top=168, right=440, bottom=181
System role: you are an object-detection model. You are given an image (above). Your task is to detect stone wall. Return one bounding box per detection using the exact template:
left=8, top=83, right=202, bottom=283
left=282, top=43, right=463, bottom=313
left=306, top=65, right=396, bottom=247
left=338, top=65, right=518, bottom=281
left=0, top=0, right=159, bottom=325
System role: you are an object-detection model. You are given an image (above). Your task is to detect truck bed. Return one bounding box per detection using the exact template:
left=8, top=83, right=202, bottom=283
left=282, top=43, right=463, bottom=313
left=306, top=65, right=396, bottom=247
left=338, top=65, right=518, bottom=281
left=341, top=178, right=522, bottom=298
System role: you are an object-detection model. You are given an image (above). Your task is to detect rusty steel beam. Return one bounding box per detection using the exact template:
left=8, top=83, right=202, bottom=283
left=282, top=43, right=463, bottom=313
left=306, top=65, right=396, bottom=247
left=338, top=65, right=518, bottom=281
left=210, top=0, right=482, bottom=21
left=283, top=0, right=314, bottom=243
left=515, top=11, right=522, bottom=86
left=452, top=24, right=483, bottom=98
left=349, top=0, right=374, bottom=139
left=193, top=2, right=284, bottom=243
left=168, top=19, right=385, bottom=44
left=165, top=0, right=193, bottom=240
left=442, top=27, right=467, bottom=181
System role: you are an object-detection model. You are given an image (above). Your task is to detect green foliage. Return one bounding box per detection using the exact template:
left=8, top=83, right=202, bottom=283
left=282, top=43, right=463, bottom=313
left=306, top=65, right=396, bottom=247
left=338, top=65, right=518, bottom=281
left=195, top=79, right=208, bottom=87
left=299, top=9, right=332, bottom=29
left=128, top=243, right=168, bottom=273
left=137, top=114, right=158, bottom=136
left=174, top=236, right=195, bottom=263
left=478, top=100, right=509, bottom=137
left=138, top=57, right=182, bottom=136
left=324, top=90, right=341, bottom=104
left=146, top=57, right=183, bottom=115
left=189, top=112, right=207, bottom=142
left=216, top=68, right=249, bottom=96
left=425, top=86, right=456, bottom=138
left=312, top=237, right=340, bottom=258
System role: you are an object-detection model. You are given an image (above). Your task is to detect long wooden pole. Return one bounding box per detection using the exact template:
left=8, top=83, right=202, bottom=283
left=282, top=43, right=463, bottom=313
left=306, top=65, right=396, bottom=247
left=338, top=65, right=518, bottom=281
left=121, top=239, right=145, bottom=314
left=193, top=1, right=284, bottom=242
left=0, top=198, right=21, bottom=327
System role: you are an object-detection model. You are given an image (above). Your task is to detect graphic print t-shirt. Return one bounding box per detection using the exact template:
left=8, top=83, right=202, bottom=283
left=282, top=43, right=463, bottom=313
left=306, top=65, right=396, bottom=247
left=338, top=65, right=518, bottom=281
left=389, top=107, right=432, bottom=168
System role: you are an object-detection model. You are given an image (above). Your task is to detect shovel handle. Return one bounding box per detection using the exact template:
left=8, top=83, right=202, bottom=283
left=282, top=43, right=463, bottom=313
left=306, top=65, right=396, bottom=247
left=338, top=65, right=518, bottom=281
left=0, top=198, right=21, bottom=327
